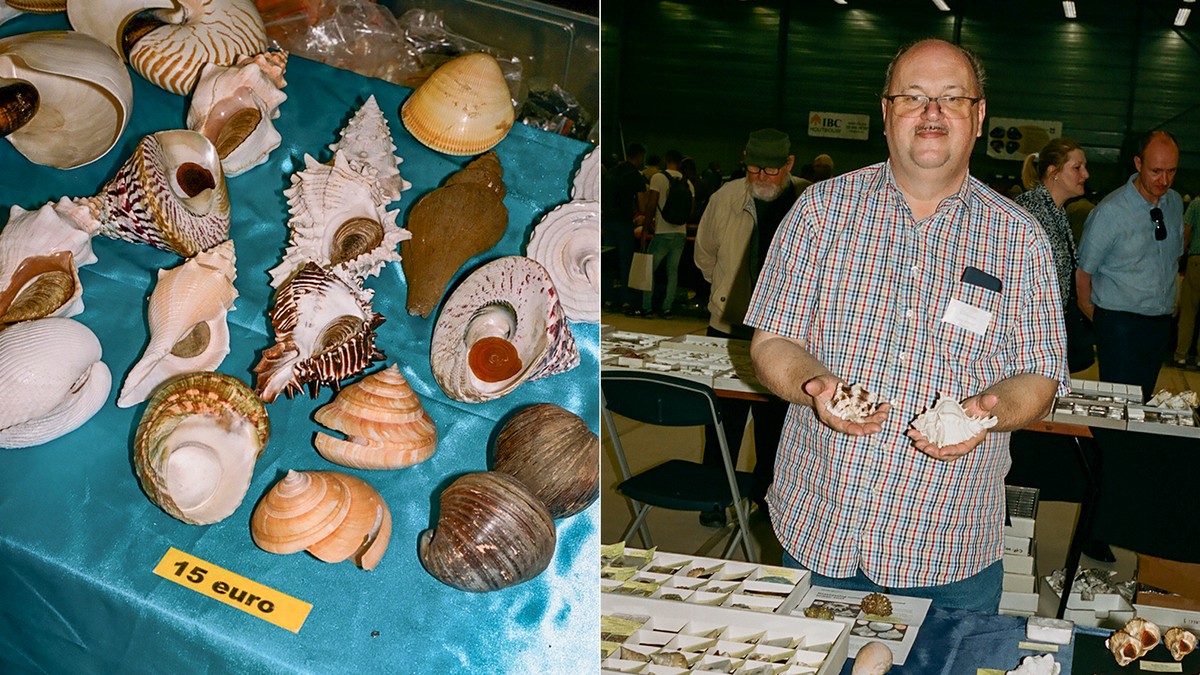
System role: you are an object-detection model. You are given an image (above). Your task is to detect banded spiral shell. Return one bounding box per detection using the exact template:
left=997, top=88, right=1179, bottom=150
left=314, top=364, right=437, bottom=470
left=493, top=403, right=598, bottom=518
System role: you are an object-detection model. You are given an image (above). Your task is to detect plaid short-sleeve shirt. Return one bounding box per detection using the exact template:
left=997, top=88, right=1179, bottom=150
left=745, top=161, right=1068, bottom=588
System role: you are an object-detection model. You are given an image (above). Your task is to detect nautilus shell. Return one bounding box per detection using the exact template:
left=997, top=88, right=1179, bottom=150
left=328, top=95, right=411, bottom=203
left=526, top=200, right=599, bottom=323
left=419, top=471, right=555, bottom=592
left=431, top=256, right=578, bottom=403
left=1166, top=627, right=1197, bottom=661
left=826, top=382, right=882, bottom=423
left=268, top=151, right=406, bottom=287
left=0, top=30, right=133, bottom=168
left=493, top=403, right=598, bottom=518
left=0, top=198, right=97, bottom=327
left=187, top=50, right=287, bottom=176
left=75, top=129, right=230, bottom=257
left=911, top=394, right=998, bottom=447
left=68, top=0, right=268, bottom=95
left=400, top=52, right=514, bottom=156
left=571, top=147, right=599, bottom=202
left=250, top=469, right=392, bottom=570
left=118, top=240, right=238, bottom=408
left=314, top=364, right=437, bottom=470
left=254, top=262, right=385, bottom=403
left=0, top=317, right=111, bottom=448
left=133, top=371, right=269, bottom=524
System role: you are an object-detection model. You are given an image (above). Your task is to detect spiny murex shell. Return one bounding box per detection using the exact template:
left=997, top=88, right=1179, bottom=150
left=0, top=198, right=97, bottom=326
left=268, top=151, right=407, bottom=288
left=526, top=200, right=600, bottom=323
left=419, top=471, right=555, bottom=592
left=0, top=317, right=111, bottom=449
left=187, top=50, right=288, bottom=177
left=826, top=382, right=882, bottom=423
left=118, top=240, right=238, bottom=408
left=400, top=52, right=514, bottom=156
left=254, top=262, right=385, bottom=403
left=571, top=147, right=599, bottom=202
left=250, top=469, right=392, bottom=570
left=328, top=94, right=411, bottom=203
left=314, top=364, right=437, bottom=470
left=134, top=371, right=269, bottom=524
left=911, top=394, right=998, bottom=446
left=431, top=256, right=578, bottom=403
left=75, top=129, right=230, bottom=257
left=0, top=30, right=133, bottom=168
left=493, top=403, right=598, bottom=518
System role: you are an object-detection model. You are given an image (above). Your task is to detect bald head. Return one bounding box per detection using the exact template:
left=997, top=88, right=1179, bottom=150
left=882, top=38, right=986, bottom=99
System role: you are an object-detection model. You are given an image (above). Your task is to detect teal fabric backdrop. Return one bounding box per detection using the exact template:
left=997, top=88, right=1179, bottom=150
left=0, top=13, right=597, bottom=674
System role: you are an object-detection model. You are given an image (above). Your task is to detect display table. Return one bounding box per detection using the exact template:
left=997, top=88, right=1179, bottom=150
left=0, top=13, right=596, bottom=674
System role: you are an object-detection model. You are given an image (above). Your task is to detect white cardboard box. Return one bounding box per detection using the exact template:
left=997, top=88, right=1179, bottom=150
left=1000, top=590, right=1039, bottom=613
left=1004, top=535, right=1032, bottom=556
left=1132, top=602, right=1200, bottom=633
left=1003, top=552, right=1035, bottom=575
left=1003, top=515, right=1036, bottom=539
left=1003, top=572, right=1037, bottom=594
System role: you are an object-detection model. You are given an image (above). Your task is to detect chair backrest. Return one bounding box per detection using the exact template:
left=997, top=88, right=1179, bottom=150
left=601, top=370, right=722, bottom=427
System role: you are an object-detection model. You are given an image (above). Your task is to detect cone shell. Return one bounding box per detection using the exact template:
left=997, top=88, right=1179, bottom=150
left=0, top=198, right=98, bottom=326
left=400, top=52, right=514, bottom=156
left=314, top=364, right=437, bottom=470
left=328, top=95, right=410, bottom=203
left=419, top=471, right=555, bottom=592
left=526, top=200, right=599, bottom=323
left=0, top=317, right=110, bottom=448
left=133, top=371, right=269, bottom=524
left=493, top=403, right=598, bottom=518
left=187, top=50, right=288, bottom=176
left=118, top=240, right=238, bottom=408
left=250, top=469, right=392, bottom=570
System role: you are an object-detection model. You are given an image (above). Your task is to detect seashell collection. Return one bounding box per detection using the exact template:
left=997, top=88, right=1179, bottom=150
left=400, top=52, right=515, bottom=156
left=492, top=403, right=598, bottom=518
left=825, top=382, right=882, bottom=423
left=187, top=50, right=288, bottom=176
left=911, top=394, right=998, bottom=447
left=313, top=364, right=437, bottom=470
left=526, top=200, right=600, bottom=324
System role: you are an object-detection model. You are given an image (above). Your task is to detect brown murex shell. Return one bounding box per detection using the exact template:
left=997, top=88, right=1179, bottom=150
left=493, top=403, right=598, bottom=518
left=313, top=364, right=438, bottom=470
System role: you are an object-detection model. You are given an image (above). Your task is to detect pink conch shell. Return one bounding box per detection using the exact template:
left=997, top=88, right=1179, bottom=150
left=314, top=364, right=437, bottom=470
left=526, top=200, right=599, bottom=323
left=0, top=198, right=97, bottom=325
left=1165, top=626, right=1197, bottom=661
left=187, top=50, right=288, bottom=176
left=826, top=382, right=881, bottom=423
left=911, top=394, right=998, bottom=446
left=328, top=95, right=411, bottom=203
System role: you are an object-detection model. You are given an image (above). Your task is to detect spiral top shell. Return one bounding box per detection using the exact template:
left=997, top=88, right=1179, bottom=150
left=314, top=364, right=437, bottom=470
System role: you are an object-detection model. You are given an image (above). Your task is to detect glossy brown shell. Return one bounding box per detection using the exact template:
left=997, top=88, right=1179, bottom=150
left=492, top=403, right=598, bottom=518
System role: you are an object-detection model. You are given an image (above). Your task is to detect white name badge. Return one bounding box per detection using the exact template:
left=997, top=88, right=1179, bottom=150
left=941, top=299, right=992, bottom=335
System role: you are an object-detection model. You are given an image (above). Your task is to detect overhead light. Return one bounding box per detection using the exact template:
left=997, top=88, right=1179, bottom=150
left=1176, top=7, right=1191, bottom=25
left=932, top=0, right=951, bottom=10
left=1062, top=1, right=1076, bottom=18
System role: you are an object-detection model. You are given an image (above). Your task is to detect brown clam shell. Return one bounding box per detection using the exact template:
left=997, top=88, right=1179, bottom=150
left=493, top=403, right=598, bottom=518
left=419, top=471, right=555, bottom=592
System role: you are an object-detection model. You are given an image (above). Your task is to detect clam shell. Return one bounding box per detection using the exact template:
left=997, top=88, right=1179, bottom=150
left=400, top=52, right=514, bottom=156
left=117, top=240, right=238, bottom=408
left=328, top=95, right=410, bottom=203
left=431, top=256, right=578, bottom=403
left=526, top=200, right=599, bottom=323
left=571, top=147, right=599, bottom=202
left=250, top=469, right=392, bottom=570
left=0, top=198, right=97, bottom=325
left=419, top=471, right=555, bottom=592
left=187, top=50, right=288, bottom=176
left=911, top=394, right=998, bottom=447
left=314, top=364, right=437, bottom=470
left=0, top=30, right=133, bottom=168
left=493, top=403, right=598, bottom=518
left=0, top=317, right=111, bottom=448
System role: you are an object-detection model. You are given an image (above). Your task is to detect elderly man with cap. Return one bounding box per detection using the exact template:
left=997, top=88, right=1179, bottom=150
left=692, top=128, right=811, bottom=526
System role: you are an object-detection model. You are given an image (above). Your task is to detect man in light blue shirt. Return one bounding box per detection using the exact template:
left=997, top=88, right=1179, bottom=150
left=1076, top=131, right=1184, bottom=401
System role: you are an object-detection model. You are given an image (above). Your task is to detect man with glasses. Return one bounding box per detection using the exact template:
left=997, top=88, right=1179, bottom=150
left=1076, top=130, right=1184, bottom=402
left=744, top=39, right=1066, bottom=612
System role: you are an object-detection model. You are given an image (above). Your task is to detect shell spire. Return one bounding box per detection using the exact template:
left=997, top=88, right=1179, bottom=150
left=314, top=364, right=438, bottom=470
left=328, top=95, right=410, bottom=203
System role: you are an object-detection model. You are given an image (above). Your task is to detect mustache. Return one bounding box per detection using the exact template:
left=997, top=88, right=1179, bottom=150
left=915, top=123, right=947, bottom=134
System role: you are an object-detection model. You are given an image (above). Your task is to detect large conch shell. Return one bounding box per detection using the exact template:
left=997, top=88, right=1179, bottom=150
left=526, top=200, right=599, bottom=323
left=419, top=471, right=555, bottom=592
left=328, top=95, right=410, bottom=203
left=0, top=198, right=97, bottom=326
left=74, top=129, right=230, bottom=257
left=67, top=0, right=268, bottom=95
left=117, top=240, right=238, bottom=408
left=254, top=262, right=385, bottom=403
left=250, top=469, right=392, bottom=570
left=133, top=371, right=269, bottom=524
left=314, top=364, right=437, bottom=470
left=911, top=394, right=998, bottom=446
left=0, top=317, right=111, bottom=448
left=268, top=151, right=407, bottom=287
left=431, top=256, right=578, bottom=403
left=571, top=147, right=599, bottom=202
left=401, top=153, right=508, bottom=317
left=400, top=52, right=514, bottom=156
left=187, top=50, right=287, bottom=176
left=493, top=403, right=598, bottom=518
left=0, top=30, right=133, bottom=168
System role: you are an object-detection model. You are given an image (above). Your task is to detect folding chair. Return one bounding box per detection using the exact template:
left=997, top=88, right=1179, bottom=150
left=601, top=369, right=757, bottom=562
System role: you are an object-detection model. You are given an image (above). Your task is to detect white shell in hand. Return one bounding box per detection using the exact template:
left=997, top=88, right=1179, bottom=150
left=911, top=394, right=997, bottom=446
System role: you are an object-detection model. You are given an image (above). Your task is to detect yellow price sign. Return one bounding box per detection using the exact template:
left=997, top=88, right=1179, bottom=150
left=153, top=547, right=312, bottom=633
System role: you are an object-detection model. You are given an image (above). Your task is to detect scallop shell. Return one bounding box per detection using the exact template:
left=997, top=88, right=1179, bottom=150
left=76, top=129, right=230, bottom=257
left=400, top=52, right=515, bottom=156
left=67, top=0, right=268, bottom=95
left=492, top=403, right=598, bottom=518
left=571, top=147, right=599, bottom=202
left=419, top=471, right=555, bottom=592
left=328, top=95, right=410, bottom=203
left=911, top=394, right=998, bottom=447
left=431, top=256, right=578, bottom=403
left=1165, top=626, right=1197, bottom=661
left=268, top=151, right=407, bottom=287
left=254, top=262, right=385, bottom=403
left=133, top=371, right=269, bottom=524
left=313, top=364, right=437, bottom=470
left=0, top=30, right=133, bottom=168
left=250, top=469, right=391, bottom=570
left=0, top=198, right=97, bottom=326
left=0, top=317, right=111, bottom=448
left=526, top=200, right=599, bottom=323
left=117, top=240, right=238, bottom=408
left=187, top=50, right=288, bottom=176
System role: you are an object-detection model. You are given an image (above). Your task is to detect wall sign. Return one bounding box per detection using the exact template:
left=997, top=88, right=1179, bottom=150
left=986, top=117, right=1062, bottom=161
left=808, top=111, right=870, bottom=141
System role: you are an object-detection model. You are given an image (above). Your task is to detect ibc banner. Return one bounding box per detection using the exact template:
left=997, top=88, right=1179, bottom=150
left=807, top=111, right=870, bottom=141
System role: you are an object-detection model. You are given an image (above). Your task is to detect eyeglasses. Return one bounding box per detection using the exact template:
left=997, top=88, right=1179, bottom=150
left=746, top=166, right=782, bottom=176
left=1151, top=207, right=1167, bottom=241
left=883, top=94, right=982, bottom=119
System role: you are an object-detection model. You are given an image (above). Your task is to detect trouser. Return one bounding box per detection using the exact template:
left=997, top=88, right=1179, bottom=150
left=607, top=217, right=639, bottom=308
left=641, top=232, right=685, bottom=312
left=1175, top=256, right=1200, bottom=361
left=1094, top=305, right=1171, bottom=402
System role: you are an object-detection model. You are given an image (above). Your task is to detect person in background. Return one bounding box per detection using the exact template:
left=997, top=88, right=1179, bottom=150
left=609, top=143, right=650, bottom=315
left=702, top=161, right=724, bottom=196
left=642, top=154, right=662, bottom=181
left=635, top=150, right=693, bottom=318
left=680, top=156, right=710, bottom=221
left=693, top=128, right=810, bottom=526
left=1016, top=138, right=1089, bottom=312
left=811, top=153, right=835, bottom=182
left=1173, top=197, right=1200, bottom=368
left=744, top=38, right=1066, bottom=613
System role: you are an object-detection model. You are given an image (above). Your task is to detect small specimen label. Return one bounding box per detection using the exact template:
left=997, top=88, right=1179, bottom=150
left=1016, top=641, right=1059, bottom=652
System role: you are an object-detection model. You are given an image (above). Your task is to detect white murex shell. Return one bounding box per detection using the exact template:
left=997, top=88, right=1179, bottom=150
left=0, top=317, right=111, bottom=448
left=118, top=240, right=238, bottom=408
left=526, top=200, right=599, bottom=323
left=187, top=50, right=288, bottom=176
left=0, top=197, right=97, bottom=325
left=911, top=394, right=998, bottom=446
left=328, top=95, right=411, bottom=203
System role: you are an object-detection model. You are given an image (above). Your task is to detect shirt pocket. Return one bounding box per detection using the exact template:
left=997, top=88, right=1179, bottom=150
left=936, top=281, right=1008, bottom=365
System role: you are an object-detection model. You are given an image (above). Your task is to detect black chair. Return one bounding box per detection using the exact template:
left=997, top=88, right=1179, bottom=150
left=601, top=369, right=756, bottom=562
